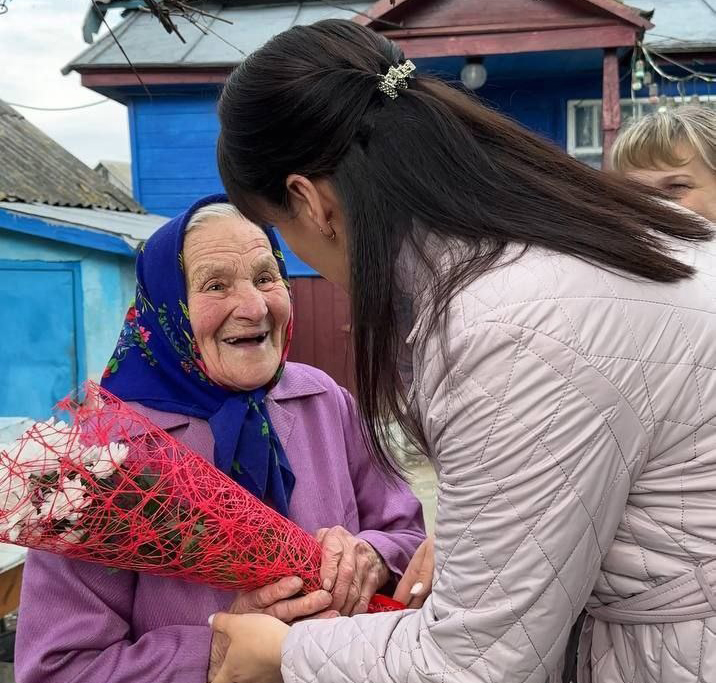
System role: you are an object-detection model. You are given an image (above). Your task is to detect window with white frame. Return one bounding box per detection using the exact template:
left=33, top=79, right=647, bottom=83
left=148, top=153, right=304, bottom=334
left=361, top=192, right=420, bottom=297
left=567, top=96, right=716, bottom=168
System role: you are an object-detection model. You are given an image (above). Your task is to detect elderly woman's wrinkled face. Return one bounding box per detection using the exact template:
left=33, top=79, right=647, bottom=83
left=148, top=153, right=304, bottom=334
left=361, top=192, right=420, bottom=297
left=624, top=143, right=716, bottom=224
left=183, top=215, right=290, bottom=391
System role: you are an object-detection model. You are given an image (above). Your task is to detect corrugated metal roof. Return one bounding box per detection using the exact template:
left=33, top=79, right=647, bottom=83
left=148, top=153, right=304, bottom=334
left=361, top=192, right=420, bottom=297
left=65, top=0, right=714, bottom=72
left=64, top=1, right=373, bottom=71
left=0, top=99, right=144, bottom=212
left=628, top=0, right=716, bottom=52
left=95, top=160, right=132, bottom=193
left=0, top=201, right=168, bottom=249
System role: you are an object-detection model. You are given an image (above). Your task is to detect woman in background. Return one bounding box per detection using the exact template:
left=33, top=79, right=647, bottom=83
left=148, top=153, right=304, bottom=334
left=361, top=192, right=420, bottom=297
left=612, top=104, right=716, bottom=223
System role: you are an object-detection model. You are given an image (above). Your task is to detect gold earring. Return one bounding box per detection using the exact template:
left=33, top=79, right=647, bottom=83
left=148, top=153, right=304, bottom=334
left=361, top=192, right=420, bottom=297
left=319, top=221, right=337, bottom=241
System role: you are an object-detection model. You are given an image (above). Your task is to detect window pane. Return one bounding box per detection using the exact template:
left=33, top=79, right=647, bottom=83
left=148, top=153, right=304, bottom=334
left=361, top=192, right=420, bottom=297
left=575, top=105, right=595, bottom=148
left=621, top=102, right=638, bottom=125
left=576, top=152, right=602, bottom=169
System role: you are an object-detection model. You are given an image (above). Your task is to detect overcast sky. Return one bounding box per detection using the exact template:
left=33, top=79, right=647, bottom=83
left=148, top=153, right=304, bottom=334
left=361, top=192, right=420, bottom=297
left=0, top=0, right=129, bottom=168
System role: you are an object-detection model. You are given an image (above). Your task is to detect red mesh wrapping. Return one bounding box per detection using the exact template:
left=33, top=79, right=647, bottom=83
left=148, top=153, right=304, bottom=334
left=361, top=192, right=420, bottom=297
left=0, top=382, right=404, bottom=613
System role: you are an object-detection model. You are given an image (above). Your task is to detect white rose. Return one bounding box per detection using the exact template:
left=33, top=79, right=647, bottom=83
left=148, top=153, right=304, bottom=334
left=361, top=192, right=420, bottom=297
left=0, top=426, right=61, bottom=478
left=39, top=420, right=79, bottom=452
left=0, top=475, right=31, bottom=513
left=39, top=477, right=91, bottom=523
left=59, top=527, right=87, bottom=545
left=81, top=445, right=103, bottom=467
left=87, top=443, right=128, bottom=480
left=0, top=498, right=39, bottom=542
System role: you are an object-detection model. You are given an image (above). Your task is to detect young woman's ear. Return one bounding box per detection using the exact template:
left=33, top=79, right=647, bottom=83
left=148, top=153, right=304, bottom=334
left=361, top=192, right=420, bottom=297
left=286, top=174, right=329, bottom=230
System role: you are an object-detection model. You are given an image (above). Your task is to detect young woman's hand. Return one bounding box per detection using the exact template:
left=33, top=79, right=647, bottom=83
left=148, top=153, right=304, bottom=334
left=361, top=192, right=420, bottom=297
left=209, top=577, right=334, bottom=680
left=393, top=535, right=434, bottom=608
left=209, top=612, right=288, bottom=683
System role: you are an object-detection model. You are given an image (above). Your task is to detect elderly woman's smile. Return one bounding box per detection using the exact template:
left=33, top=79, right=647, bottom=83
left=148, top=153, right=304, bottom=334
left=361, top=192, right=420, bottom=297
left=183, top=212, right=291, bottom=392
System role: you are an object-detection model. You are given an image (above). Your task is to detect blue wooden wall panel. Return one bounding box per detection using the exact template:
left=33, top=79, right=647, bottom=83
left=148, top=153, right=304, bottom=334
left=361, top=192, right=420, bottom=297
left=136, top=149, right=221, bottom=179
left=481, top=72, right=605, bottom=149
left=127, top=53, right=642, bottom=276
left=130, top=93, right=316, bottom=275
left=141, top=178, right=223, bottom=195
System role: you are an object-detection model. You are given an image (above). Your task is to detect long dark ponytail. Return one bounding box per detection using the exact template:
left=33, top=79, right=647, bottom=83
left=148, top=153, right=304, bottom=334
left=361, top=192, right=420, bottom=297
left=217, top=19, right=712, bottom=475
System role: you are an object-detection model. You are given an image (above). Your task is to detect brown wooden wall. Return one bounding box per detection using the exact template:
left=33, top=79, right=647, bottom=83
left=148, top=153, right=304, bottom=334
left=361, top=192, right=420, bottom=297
left=287, top=277, right=356, bottom=395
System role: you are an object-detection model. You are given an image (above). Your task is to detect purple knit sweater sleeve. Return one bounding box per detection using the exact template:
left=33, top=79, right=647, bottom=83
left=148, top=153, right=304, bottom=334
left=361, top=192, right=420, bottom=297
left=338, top=388, right=426, bottom=576
left=15, top=550, right=212, bottom=683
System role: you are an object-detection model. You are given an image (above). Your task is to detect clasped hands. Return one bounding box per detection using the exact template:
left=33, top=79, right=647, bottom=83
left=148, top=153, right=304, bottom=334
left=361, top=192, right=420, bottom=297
left=208, top=531, right=434, bottom=683
left=208, top=525, right=390, bottom=682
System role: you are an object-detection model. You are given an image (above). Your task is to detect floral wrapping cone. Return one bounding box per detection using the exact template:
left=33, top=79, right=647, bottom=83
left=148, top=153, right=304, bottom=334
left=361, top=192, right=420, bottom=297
left=0, top=382, right=403, bottom=613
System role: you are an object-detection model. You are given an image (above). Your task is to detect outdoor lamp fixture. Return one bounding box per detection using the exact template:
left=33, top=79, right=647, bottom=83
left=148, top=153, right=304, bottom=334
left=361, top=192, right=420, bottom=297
left=461, top=58, right=488, bottom=90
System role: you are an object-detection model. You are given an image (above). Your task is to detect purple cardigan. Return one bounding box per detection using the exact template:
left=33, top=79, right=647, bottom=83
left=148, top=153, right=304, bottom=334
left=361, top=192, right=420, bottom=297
left=14, top=363, right=425, bottom=683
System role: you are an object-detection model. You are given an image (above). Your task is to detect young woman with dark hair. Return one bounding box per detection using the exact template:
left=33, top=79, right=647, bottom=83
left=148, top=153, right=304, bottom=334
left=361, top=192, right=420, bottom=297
left=209, top=19, right=716, bottom=683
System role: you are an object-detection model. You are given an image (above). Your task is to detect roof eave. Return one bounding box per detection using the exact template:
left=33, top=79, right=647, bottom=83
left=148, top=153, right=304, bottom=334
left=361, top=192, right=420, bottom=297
left=0, top=207, right=138, bottom=256
left=356, top=0, right=654, bottom=31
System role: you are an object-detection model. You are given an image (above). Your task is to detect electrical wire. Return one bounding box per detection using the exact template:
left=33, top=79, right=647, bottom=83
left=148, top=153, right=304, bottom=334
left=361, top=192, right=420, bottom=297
left=647, top=46, right=716, bottom=80
left=316, top=0, right=404, bottom=30
left=90, top=0, right=153, bottom=99
left=5, top=99, right=110, bottom=112
left=191, top=14, right=247, bottom=56
left=698, top=0, right=716, bottom=17
left=640, top=42, right=716, bottom=83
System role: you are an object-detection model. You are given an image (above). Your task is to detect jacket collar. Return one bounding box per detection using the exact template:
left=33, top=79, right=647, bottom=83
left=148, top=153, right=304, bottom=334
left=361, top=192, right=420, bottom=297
left=268, top=363, right=328, bottom=402
left=126, top=401, right=190, bottom=430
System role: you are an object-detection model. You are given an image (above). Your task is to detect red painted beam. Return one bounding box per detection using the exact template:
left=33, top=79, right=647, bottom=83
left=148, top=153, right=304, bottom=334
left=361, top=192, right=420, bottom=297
left=80, top=69, right=230, bottom=88
left=352, top=0, right=412, bottom=26
left=601, top=48, right=621, bottom=168
left=386, top=25, right=640, bottom=58
left=382, top=18, right=633, bottom=39
left=356, top=0, right=652, bottom=31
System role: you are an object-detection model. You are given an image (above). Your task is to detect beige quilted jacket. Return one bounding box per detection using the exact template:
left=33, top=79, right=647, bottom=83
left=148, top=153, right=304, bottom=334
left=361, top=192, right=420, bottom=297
left=282, top=237, right=716, bottom=683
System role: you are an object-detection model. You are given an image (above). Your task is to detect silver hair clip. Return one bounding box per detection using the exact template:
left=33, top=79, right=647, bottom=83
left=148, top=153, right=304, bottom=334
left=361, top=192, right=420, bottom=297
left=377, top=60, right=416, bottom=100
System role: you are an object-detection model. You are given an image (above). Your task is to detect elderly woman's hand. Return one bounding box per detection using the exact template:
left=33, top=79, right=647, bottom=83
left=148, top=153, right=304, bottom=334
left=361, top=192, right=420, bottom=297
left=209, top=576, right=334, bottom=680
left=209, top=612, right=288, bottom=683
left=316, top=525, right=390, bottom=615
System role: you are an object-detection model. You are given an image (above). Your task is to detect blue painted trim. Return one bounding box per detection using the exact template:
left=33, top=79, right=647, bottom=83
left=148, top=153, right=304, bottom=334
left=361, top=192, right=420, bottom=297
left=0, top=208, right=135, bottom=256
left=72, top=262, right=87, bottom=389
left=128, top=100, right=142, bottom=202
left=0, top=260, right=87, bottom=389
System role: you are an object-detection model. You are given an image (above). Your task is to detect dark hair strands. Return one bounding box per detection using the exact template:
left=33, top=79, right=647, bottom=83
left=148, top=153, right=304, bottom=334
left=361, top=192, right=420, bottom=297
left=217, top=19, right=712, bottom=478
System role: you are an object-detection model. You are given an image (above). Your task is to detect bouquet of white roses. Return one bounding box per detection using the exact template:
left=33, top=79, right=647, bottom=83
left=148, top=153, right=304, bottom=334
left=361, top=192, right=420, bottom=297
left=0, top=383, right=403, bottom=613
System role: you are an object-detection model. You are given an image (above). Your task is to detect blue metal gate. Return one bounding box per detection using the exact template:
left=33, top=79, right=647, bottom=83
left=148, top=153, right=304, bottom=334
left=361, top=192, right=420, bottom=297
left=0, top=260, right=85, bottom=419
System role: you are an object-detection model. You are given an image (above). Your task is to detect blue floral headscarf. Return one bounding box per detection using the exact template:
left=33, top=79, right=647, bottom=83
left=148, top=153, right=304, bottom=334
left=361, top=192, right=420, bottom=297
left=101, top=194, right=295, bottom=516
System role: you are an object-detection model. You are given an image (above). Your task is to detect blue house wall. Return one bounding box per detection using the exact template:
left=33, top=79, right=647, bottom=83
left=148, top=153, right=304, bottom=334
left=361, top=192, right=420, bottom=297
left=124, top=49, right=716, bottom=274
left=125, top=51, right=616, bottom=220
left=128, top=88, right=318, bottom=275
left=129, top=91, right=224, bottom=218
left=0, top=227, right=135, bottom=418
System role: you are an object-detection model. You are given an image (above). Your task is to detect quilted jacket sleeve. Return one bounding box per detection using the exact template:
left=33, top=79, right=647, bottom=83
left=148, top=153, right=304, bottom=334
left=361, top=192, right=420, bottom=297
left=282, top=311, right=649, bottom=683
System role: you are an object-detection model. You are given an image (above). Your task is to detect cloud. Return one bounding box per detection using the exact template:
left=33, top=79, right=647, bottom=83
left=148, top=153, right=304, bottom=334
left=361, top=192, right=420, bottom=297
left=0, top=0, right=129, bottom=167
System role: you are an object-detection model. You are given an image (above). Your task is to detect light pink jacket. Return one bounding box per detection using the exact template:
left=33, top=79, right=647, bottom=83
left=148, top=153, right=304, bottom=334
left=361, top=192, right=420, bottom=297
left=282, top=239, right=716, bottom=683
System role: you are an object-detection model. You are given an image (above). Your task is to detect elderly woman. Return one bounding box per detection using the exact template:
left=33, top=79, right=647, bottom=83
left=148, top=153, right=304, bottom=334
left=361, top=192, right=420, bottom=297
left=13, top=194, right=425, bottom=683
left=611, top=104, right=716, bottom=223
